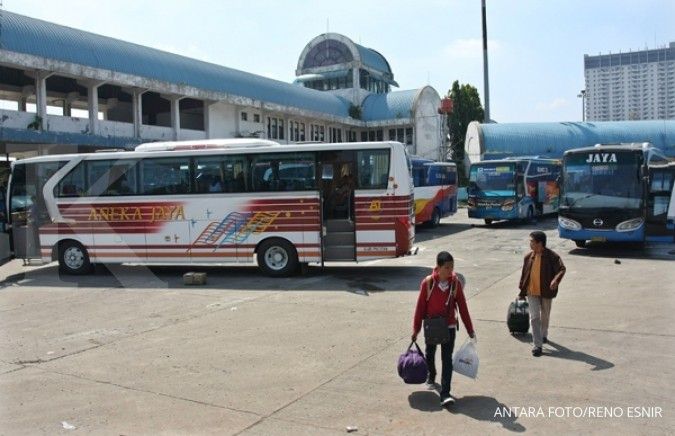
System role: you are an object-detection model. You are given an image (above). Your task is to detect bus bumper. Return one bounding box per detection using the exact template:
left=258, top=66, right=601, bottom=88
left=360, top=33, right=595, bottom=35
left=468, top=207, right=519, bottom=221
left=558, top=226, right=645, bottom=243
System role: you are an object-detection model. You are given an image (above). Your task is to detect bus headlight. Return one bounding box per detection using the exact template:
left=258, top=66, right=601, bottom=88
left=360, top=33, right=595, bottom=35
left=501, top=199, right=515, bottom=211
left=615, top=218, right=643, bottom=232
left=558, top=216, right=581, bottom=230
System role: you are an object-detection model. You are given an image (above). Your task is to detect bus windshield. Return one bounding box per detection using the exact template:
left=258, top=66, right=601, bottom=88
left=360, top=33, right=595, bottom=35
left=469, top=163, right=516, bottom=195
left=562, top=151, right=643, bottom=209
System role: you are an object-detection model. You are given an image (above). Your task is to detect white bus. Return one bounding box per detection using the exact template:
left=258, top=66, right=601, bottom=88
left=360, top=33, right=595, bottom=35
left=7, top=139, right=415, bottom=276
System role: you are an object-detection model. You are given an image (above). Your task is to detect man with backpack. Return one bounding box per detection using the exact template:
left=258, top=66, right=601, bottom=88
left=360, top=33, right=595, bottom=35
left=411, top=251, right=476, bottom=407
left=518, top=231, right=566, bottom=357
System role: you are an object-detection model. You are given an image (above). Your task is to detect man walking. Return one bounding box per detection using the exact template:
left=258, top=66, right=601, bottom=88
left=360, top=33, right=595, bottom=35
left=518, top=231, right=566, bottom=357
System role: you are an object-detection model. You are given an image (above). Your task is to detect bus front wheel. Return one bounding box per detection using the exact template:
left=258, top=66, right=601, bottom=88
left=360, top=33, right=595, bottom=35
left=574, top=240, right=587, bottom=248
left=484, top=219, right=493, bottom=226
left=58, top=241, right=92, bottom=275
left=257, top=238, right=299, bottom=277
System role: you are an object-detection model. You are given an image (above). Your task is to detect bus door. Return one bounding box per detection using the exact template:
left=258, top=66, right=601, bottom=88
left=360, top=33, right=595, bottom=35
left=645, top=165, right=675, bottom=241
left=318, top=150, right=356, bottom=261
left=9, top=161, right=65, bottom=262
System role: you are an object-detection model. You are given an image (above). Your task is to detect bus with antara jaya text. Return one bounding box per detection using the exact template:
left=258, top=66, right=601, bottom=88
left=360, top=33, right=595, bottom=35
left=6, top=139, right=415, bottom=276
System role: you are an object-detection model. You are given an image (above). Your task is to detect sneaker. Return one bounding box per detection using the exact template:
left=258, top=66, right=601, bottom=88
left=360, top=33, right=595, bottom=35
left=532, top=347, right=543, bottom=357
left=441, top=396, right=456, bottom=407
left=542, top=337, right=548, bottom=344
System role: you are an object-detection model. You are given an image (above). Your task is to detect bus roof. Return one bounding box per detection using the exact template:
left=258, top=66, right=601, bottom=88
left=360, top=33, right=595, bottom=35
left=134, top=138, right=280, bottom=152
left=563, top=142, right=658, bottom=155
left=470, top=157, right=560, bottom=166
left=12, top=141, right=405, bottom=165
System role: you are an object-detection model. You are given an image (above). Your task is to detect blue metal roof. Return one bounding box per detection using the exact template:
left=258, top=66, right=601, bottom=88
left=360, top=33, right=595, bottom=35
left=361, top=89, right=419, bottom=121
left=478, top=120, right=675, bottom=158
left=0, top=11, right=350, bottom=118
left=355, top=43, right=392, bottom=75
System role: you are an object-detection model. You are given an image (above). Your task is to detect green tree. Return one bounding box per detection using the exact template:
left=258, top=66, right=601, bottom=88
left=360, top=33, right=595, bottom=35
left=446, top=81, right=484, bottom=185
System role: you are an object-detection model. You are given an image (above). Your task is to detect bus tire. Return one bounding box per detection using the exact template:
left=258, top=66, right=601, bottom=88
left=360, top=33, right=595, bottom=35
left=526, top=207, right=534, bottom=222
left=257, top=238, right=298, bottom=277
left=484, top=219, right=493, bottom=226
left=58, top=240, right=92, bottom=275
left=574, top=240, right=587, bottom=248
left=430, top=208, right=441, bottom=227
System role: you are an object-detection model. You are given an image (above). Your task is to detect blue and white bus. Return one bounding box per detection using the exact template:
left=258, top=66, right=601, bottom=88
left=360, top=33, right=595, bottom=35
left=467, top=158, right=561, bottom=225
left=558, top=143, right=675, bottom=247
left=411, top=158, right=457, bottom=227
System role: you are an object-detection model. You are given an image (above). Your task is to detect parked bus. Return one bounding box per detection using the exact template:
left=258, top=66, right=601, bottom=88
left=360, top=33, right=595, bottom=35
left=411, top=157, right=457, bottom=227
left=467, top=158, right=561, bottom=225
left=6, top=139, right=415, bottom=276
left=558, top=143, right=675, bottom=247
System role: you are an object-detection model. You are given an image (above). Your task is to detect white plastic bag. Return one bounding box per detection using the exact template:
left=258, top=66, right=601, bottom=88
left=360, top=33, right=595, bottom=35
left=453, top=338, right=479, bottom=379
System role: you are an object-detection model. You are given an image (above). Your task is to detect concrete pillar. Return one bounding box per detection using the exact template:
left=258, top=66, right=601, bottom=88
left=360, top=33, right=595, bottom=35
left=35, top=71, right=53, bottom=125
left=203, top=101, right=212, bottom=139
left=132, top=89, right=145, bottom=138
left=65, top=91, right=79, bottom=117
left=170, top=97, right=182, bottom=140
left=87, top=84, right=99, bottom=134
left=19, top=86, right=34, bottom=112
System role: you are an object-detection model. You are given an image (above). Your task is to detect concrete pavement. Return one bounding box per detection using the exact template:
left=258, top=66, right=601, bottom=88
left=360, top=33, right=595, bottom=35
left=0, top=214, right=673, bottom=435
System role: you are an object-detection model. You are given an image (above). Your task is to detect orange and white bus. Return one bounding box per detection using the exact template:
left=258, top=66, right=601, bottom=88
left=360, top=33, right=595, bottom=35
left=411, top=157, right=458, bottom=227
left=7, top=139, right=415, bottom=276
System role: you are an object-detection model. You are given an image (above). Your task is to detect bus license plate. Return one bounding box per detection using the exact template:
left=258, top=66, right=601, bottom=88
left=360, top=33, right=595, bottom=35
left=591, top=237, right=606, bottom=242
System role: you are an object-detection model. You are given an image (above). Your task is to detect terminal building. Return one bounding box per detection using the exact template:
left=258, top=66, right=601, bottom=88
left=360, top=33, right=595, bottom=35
left=0, top=11, right=446, bottom=159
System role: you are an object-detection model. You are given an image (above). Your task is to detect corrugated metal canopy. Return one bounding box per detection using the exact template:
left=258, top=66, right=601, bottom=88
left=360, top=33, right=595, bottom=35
left=361, top=89, right=419, bottom=121
left=0, top=11, right=351, bottom=118
left=477, top=120, right=675, bottom=158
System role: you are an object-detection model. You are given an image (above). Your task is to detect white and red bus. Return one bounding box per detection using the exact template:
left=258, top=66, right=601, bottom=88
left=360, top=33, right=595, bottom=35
left=7, top=139, right=415, bottom=276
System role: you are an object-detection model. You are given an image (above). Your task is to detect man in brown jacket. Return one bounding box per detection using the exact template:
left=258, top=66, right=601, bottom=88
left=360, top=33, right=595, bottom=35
left=518, top=231, right=566, bottom=357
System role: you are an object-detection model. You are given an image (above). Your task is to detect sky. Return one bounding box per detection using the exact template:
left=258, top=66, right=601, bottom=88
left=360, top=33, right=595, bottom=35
left=4, top=0, right=674, bottom=123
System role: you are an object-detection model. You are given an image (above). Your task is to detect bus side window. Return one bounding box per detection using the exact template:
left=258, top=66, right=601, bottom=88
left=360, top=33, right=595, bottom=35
left=56, top=163, right=85, bottom=197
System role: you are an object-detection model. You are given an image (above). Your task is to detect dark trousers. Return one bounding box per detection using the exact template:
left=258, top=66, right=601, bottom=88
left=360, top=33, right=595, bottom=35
left=425, top=327, right=456, bottom=398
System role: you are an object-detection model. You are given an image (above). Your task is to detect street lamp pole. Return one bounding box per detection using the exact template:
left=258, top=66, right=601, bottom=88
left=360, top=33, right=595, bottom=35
left=481, top=0, right=490, bottom=123
left=577, top=89, right=586, bottom=122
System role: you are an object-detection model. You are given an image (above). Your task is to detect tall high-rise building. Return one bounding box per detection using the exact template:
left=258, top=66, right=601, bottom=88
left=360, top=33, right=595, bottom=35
left=584, top=42, right=675, bottom=121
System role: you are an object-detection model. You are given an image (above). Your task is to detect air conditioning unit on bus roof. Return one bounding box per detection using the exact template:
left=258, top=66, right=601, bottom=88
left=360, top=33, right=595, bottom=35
left=135, top=138, right=280, bottom=152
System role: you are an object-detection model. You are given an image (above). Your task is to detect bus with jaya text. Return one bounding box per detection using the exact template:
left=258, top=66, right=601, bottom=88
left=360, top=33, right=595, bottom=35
left=467, top=157, right=561, bottom=225
left=558, top=143, right=675, bottom=247
left=411, top=157, right=458, bottom=227
left=6, top=139, right=415, bottom=276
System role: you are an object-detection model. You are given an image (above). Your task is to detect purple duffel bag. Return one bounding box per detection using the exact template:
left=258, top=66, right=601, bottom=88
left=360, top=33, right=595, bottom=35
left=397, top=341, right=428, bottom=384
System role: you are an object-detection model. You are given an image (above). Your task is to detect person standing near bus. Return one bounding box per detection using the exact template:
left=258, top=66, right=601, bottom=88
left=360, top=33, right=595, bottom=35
left=412, top=251, right=476, bottom=407
left=518, top=231, right=566, bottom=357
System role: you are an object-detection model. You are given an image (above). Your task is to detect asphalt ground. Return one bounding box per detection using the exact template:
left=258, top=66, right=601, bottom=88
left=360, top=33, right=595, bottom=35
left=0, top=212, right=673, bottom=435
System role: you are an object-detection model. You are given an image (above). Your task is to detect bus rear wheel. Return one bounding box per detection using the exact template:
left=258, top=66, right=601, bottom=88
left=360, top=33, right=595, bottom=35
left=430, top=208, right=441, bottom=227
left=257, top=238, right=299, bottom=277
left=58, top=241, right=92, bottom=275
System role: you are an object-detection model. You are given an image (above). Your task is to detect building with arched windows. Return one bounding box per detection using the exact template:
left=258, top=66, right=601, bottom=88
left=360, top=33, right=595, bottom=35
left=0, top=11, right=447, bottom=160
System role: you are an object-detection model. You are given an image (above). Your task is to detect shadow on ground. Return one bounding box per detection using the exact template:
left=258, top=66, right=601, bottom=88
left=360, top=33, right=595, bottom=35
left=0, top=264, right=432, bottom=293
left=408, top=391, right=526, bottom=432
left=545, top=340, right=614, bottom=371
left=567, top=241, right=675, bottom=261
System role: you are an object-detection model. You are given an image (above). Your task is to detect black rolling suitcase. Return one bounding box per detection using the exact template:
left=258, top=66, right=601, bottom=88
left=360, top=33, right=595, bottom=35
left=507, top=299, right=529, bottom=334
